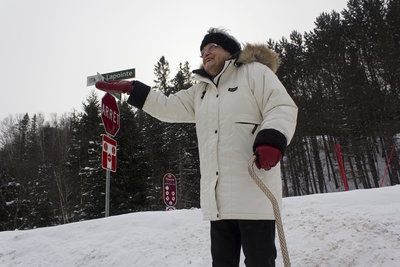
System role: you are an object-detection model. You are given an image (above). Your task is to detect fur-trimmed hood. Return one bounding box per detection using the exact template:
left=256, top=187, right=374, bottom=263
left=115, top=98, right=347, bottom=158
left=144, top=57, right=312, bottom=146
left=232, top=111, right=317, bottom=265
left=194, top=43, right=281, bottom=77
left=236, top=43, right=281, bottom=73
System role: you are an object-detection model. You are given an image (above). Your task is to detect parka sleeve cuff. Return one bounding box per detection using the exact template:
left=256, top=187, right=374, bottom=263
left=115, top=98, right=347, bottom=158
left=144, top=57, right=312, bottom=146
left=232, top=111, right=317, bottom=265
left=127, top=81, right=151, bottom=110
left=253, top=129, right=288, bottom=156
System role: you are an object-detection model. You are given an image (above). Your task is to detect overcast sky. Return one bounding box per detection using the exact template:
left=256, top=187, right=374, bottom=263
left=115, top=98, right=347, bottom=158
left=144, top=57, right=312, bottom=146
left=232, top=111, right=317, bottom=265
left=0, top=0, right=349, bottom=121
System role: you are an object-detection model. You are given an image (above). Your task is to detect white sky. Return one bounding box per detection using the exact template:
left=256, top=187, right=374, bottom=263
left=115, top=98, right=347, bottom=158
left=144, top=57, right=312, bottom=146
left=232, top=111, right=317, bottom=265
left=0, top=0, right=349, bottom=121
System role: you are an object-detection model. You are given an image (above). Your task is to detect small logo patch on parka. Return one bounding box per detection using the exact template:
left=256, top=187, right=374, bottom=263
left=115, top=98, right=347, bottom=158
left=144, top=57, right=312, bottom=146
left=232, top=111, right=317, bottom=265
left=228, top=86, right=238, bottom=92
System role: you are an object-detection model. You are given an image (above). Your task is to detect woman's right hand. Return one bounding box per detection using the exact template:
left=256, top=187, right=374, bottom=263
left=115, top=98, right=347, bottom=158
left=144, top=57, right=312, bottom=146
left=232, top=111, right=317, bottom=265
left=95, top=80, right=134, bottom=95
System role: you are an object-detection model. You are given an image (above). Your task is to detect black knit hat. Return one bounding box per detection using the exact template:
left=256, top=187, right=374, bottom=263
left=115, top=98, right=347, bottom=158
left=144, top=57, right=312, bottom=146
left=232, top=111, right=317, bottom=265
left=200, top=29, right=241, bottom=56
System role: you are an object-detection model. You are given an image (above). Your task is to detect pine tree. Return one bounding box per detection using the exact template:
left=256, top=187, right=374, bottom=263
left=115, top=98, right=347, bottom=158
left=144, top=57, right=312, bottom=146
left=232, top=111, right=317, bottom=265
left=170, top=62, right=200, bottom=208
left=77, top=91, right=104, bottom=219
left=111, top=101, right=149, bottom=214
left=154, top=56, right=172, bottom=94
left=63, top=111, right=85, bottom=221
left=25, top=115, right=55, bottom=228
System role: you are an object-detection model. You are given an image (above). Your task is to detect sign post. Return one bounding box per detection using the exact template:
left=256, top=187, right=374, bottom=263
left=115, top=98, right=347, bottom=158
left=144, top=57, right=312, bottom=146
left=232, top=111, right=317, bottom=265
left=105, top=169, right=111, bottom=217
left=163, top=173, right=177, bottom=210
left=87, top=68, right=134, bottom=217
left=100, top=93, right=120, bottom=217
left=102, top=134, right=117, bottom=217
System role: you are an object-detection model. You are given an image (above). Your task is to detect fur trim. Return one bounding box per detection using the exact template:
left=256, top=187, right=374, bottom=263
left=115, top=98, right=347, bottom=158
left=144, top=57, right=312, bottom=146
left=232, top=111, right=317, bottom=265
left=237, top=43, right=280, bottom=73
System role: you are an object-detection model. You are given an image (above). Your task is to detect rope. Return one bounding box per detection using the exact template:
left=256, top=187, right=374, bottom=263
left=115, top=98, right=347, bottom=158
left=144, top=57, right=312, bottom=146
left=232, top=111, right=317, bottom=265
left=248, top=155, right=291, bottom=267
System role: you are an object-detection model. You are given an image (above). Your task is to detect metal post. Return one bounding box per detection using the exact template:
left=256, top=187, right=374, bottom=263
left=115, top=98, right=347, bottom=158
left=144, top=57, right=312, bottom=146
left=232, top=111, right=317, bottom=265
left=105, top=170, right=110, bottom=217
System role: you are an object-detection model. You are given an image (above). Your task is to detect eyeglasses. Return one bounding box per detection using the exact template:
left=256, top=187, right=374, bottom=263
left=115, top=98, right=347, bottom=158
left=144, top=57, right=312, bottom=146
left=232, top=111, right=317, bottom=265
left=200, top=43, right=220, bottom=58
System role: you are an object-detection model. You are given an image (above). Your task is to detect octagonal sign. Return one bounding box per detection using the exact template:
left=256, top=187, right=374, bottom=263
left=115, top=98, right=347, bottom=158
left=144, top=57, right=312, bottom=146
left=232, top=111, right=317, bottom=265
left=101, top=93, right=120, bottom=136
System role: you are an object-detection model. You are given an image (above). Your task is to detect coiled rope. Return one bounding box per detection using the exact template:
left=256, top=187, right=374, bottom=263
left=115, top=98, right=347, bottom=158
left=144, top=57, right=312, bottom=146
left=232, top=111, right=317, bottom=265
left=248, top=155, right=291, bottom=267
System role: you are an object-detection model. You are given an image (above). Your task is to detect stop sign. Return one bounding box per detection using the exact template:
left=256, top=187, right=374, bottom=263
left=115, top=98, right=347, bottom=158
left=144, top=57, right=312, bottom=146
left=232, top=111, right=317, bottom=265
left=101, top=93, right=120, bottom=136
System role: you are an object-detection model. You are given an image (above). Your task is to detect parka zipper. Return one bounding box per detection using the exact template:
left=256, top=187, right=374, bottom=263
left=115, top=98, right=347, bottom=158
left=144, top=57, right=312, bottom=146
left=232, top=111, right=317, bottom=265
left=199, top=60, right=233, bottom=100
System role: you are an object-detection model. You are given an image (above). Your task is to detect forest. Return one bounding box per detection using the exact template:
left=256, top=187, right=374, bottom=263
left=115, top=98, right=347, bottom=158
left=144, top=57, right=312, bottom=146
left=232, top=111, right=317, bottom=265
left=0, top=0, right=399, bottom=231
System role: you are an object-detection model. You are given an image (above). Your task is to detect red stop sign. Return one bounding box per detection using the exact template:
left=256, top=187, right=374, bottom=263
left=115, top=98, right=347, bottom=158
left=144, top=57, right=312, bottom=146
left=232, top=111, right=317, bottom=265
left=101, top=93, right=120, bottom=136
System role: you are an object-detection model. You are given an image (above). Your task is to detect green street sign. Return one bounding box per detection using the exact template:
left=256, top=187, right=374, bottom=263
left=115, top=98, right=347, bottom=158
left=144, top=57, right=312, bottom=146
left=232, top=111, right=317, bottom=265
left=87, top=68, right=136, bottom=87
left=87, top=68, right=135, bottom=101
left=102, top=68, right=135, bottom=81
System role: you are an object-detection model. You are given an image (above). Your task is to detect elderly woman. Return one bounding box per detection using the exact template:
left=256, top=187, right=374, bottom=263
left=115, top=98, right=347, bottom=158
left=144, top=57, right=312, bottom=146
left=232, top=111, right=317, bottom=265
left=96, top=28, right=298, bottom=267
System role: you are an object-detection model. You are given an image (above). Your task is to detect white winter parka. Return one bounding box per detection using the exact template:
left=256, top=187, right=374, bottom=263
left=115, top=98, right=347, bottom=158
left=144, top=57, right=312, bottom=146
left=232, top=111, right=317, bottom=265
left=128, top=44, right=298, bottom=221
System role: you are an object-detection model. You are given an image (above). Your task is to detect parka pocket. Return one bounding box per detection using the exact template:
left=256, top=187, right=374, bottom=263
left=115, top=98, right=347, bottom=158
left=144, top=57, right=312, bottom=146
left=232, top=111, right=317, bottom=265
left=231, top=120, right=260, bottom=157
left=233, top=113, right=262, bottom=135
left=231, top=115, right=262, bottom=155
left=235, top=122, right=259, bottom=135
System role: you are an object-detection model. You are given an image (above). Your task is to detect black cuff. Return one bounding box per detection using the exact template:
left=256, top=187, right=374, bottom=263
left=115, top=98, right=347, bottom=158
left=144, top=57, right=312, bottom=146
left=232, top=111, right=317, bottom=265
left=253, top=129, right=287, bottom=156
left=127, top=81, right=151, bottom=109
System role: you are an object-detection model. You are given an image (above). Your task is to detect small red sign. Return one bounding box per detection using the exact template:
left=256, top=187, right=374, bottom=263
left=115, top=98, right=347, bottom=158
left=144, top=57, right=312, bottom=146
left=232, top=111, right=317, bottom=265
left=101, top=93, right=120, bottom=136
left=102, top=135, right=117, bottom=172
left=163, top=173, right=177, bottom=207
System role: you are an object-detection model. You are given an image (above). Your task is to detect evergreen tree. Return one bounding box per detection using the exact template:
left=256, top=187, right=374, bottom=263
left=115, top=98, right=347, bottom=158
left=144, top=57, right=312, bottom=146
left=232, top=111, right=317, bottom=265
left=170, top=62, right=200, bottom=208
left=154, top=56, right=172, bottom=94
left=111, top=100, right=149, bottom=214
left=77, top=91, right=104, bottom=219
left=63, top=111, right=85, bottom=221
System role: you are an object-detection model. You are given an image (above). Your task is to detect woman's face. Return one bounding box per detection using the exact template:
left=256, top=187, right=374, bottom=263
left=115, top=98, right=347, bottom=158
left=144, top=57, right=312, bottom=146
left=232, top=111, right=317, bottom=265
left=201, top=43, right=231, bottom=76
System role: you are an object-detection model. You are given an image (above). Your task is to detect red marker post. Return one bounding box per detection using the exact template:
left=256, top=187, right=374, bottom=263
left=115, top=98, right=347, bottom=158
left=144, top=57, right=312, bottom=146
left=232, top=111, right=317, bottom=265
left=380, top=144, right=395, bottom=187
left=334, top=144, right=349, bottom=191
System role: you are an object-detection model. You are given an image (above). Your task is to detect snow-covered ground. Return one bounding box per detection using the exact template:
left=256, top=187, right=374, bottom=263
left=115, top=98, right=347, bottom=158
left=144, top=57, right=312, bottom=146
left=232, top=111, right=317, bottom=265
left=1, top=185, right=399, bottom=267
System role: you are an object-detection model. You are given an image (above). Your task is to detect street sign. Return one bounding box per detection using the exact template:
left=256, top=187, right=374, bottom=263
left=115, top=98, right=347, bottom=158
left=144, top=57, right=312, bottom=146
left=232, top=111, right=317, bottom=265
left=101, top=93, right=120, bottom=137
left=87, top=68, right=135, bottom=86
left=86, top=72, right=105, bottom=87
left=102, top=135, right=117, bottom=172
left=102, top=68, right=135, bottom=81
left=163, top=173, right=177, bottom=207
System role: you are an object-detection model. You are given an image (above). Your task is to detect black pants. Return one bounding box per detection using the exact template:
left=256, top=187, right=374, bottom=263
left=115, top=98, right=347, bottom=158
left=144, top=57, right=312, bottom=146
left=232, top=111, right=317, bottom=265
left=211, top=220, right=276, bottom=267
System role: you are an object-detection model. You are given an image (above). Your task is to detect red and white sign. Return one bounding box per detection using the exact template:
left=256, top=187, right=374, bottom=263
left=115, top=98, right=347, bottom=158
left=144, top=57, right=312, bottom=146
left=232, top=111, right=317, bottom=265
left=163, top=173, right=177, bottom=207
left=101, top=93, right=120, bottom=137
left=102, top=135, right=117, bottom=172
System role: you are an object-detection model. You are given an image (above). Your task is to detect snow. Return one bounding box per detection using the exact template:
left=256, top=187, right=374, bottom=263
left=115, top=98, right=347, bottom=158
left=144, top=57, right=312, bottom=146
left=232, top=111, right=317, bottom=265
left=1, top=186, right=399, bottom=267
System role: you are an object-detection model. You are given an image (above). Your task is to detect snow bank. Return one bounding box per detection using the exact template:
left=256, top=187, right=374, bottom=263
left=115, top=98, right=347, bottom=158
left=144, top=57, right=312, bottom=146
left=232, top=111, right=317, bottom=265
left=0, top=185, right=399, bottom=266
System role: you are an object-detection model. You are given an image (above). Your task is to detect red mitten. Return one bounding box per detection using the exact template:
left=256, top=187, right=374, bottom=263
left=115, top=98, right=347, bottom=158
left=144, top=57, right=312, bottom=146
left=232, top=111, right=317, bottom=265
left=254, top=144, right=282, bottom=170
left=95, top=80, right=134, bottom=94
